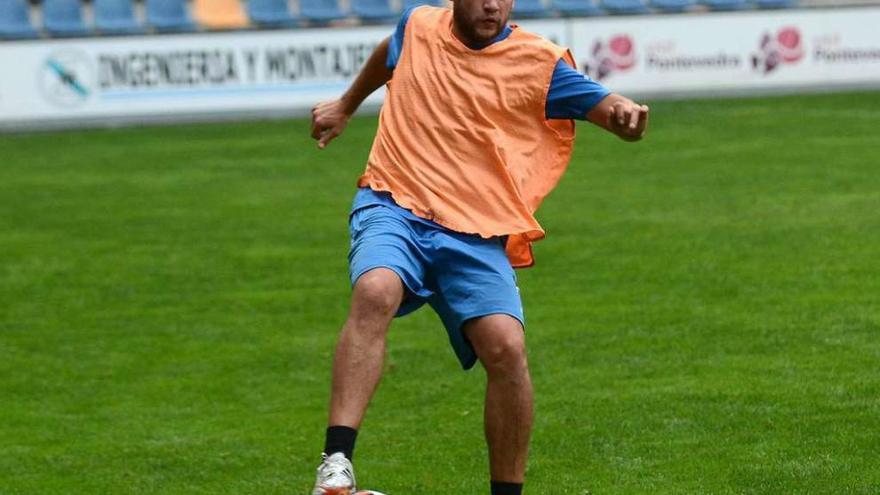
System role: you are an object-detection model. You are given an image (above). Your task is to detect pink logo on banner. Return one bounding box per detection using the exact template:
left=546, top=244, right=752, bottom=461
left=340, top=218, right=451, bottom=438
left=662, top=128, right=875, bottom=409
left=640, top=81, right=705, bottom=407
left=752, top=26, right=804, bottom=74
left=584, top=34, right=636, bottom=81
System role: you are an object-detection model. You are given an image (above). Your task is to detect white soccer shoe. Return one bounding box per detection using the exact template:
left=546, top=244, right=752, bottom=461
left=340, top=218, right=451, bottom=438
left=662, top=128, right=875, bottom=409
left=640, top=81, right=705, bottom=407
left=311, top=452, right=357, bottom=495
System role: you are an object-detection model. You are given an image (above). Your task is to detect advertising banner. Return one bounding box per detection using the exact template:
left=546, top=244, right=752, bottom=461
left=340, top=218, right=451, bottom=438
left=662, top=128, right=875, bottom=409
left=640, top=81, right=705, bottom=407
left=0, top=26, right=389, bottom=127
left=570, top=8, right=880, bottom=94
left=1, top=7, right=879, bottom=129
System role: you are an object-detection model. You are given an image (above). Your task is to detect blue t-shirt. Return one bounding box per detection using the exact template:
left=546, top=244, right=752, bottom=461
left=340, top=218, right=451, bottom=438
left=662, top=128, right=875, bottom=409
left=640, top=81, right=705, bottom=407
left=385, top=6, right=611, bottom=120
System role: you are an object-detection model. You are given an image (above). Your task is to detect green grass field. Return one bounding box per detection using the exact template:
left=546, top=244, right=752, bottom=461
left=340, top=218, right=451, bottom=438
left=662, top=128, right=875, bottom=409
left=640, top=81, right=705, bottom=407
left=1, top=91, right=879, bottom=494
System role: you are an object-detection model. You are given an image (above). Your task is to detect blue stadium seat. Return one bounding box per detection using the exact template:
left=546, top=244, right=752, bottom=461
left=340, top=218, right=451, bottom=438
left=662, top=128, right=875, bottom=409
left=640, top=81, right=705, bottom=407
left=699, top=0, right=747, bottom=10
left=146, top=0, right=196, bottom=31
left=402, top=0, right=444, bottom=7
left=95, top=0, right=144, bottom=34
left=650, top=0, right=694, bottom=11
left=351, top=0, right=397, bottom=22
left=0, top=0, right=38, bottom=39
left=551, top=0, right=602, bottom=16
left=512, top=0, right=549, bottom=18
left=299, top=0, right=346, bottom=22
left=600, top=0, right=649, bottom=13
left=247, top=0, right=299, bottom=27
left=42, top=0, right=89, bottom=36
left=754, top=0, right=795, bottom=8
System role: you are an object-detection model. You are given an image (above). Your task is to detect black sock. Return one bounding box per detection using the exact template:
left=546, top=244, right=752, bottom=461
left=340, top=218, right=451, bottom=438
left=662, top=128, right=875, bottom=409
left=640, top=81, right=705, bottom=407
left=323, top=425, right=358, bottom=460
left=491, top=480, right=523, bottom=495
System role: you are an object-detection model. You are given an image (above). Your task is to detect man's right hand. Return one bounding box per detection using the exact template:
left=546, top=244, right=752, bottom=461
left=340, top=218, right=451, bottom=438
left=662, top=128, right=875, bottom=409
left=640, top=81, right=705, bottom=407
left=311, top=99, right=352, bottom=149
left=308, top=37, right=393, bottom=149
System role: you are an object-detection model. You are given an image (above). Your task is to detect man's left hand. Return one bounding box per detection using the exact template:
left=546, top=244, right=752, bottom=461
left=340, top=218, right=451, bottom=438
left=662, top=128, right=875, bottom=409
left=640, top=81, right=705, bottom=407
left=587, top=94, right=650, bottom=142
left=607, top=100, right=649, bottom=142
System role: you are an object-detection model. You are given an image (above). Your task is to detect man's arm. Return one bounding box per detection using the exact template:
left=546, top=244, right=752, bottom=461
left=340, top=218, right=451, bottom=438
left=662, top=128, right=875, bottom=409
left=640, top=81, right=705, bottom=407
left=311, top=37, right=393, bottom=149
left=586, top=94, right=649, bottom=142
left=545, top=61, right=649, bottom=142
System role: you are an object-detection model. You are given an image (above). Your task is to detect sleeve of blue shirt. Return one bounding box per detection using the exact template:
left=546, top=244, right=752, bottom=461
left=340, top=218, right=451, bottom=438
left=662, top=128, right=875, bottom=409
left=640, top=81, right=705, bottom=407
left=386, top=7, right=417, bottom=70
left=545, top=59, right=611, bottom=120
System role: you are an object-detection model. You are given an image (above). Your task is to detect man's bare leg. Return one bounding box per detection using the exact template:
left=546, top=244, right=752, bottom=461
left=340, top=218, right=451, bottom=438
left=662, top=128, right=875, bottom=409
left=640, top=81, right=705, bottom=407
left=314, top=268, right=404, bottom=495
left=329, top=268, right=405, bottom=428
left=464, top=314, right=534, bottom=486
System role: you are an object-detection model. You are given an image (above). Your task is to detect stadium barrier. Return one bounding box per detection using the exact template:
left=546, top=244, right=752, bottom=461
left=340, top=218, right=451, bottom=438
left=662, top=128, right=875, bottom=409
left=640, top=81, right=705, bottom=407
left=1, top=6, right=879, bottom=130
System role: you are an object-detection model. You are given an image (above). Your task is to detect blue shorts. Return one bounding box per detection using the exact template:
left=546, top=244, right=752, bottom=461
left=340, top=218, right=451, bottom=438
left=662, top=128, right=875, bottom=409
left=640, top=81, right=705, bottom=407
left=348, top=197, right=524, bottom=370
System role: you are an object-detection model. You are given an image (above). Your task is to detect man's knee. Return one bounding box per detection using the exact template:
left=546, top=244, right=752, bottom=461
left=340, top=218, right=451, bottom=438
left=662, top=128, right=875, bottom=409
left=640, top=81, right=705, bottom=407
left=351, top=268, right=405, bottom=320
left=466, top=316, right=528, bottom=377
left=479, top=334, right=528, bottom=377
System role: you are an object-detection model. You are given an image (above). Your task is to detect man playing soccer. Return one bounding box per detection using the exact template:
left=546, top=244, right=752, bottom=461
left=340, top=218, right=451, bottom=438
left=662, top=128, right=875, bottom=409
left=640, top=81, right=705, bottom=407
left=309, top=0, right=649, bottom=492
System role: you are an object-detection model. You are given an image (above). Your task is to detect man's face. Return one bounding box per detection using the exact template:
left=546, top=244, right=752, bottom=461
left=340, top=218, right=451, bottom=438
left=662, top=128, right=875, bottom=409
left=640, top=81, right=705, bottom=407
left=452, top=0, right=514, bottom=46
